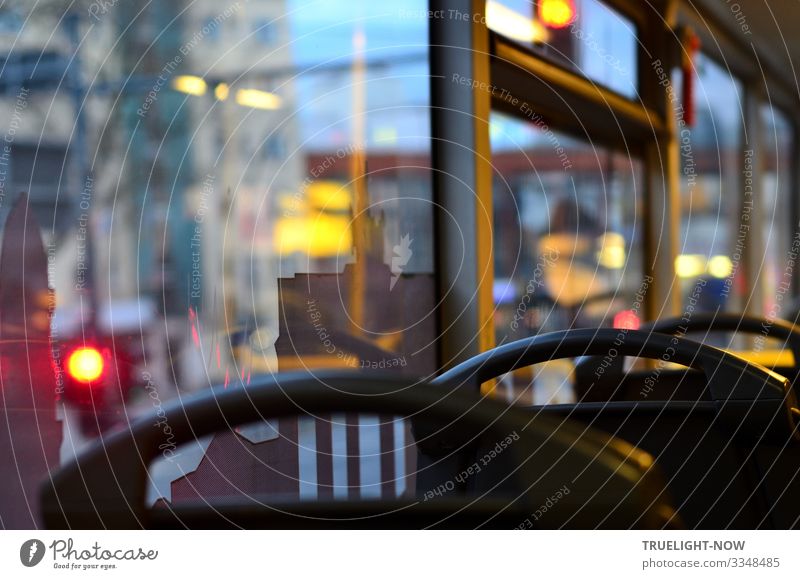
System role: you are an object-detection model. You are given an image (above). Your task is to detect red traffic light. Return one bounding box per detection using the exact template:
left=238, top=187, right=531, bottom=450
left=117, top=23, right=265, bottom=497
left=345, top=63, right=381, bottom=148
left=613, top=309, right=641, bottom=331
left=539, top=0, right=577, bottom=29
left=66, top=347, right=105, bottom=383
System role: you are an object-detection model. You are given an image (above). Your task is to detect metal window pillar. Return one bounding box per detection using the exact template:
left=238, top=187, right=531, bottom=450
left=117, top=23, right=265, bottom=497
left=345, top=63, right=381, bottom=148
left=640, top=1, right=681, bottom=320
left=742, top=85, right=764, bottom=316
left=430, top=0, right=495, bottom=371
left=791, top=117, right=800, bottom=305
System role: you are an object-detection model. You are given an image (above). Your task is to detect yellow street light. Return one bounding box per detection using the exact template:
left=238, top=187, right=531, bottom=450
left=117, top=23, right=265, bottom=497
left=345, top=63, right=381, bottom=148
left=707, top=255, right=734, bottom=279
left=675, top=254, right=706, bottom=278
left=235, top=88, right=282, bottom=110
left=214, top=82, right=230, bottom=101
left=172, top=75, right=207, bottom=96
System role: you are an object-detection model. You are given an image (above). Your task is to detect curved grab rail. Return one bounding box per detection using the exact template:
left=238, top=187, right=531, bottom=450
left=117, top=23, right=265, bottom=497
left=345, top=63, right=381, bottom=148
left=432, top=328, right=792, bottom=403
left=573, top=315, right=800, bottom=393
left=41, top=370, right=662, bottom=529
left=643, top=313, right=800, bottom=368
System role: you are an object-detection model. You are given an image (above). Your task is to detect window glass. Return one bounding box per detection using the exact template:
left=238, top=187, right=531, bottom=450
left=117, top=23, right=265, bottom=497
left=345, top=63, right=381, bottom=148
left=675, top=54, right=743, bottom=313
left=491, top=110, right=644, bottom=403
left=487, top=0, right=637, bottom=98
left=0, top=0, right=433, bottom=517
left=761, top=105, right=794, bottom=318
left=253, top=19, right=277, bottom=45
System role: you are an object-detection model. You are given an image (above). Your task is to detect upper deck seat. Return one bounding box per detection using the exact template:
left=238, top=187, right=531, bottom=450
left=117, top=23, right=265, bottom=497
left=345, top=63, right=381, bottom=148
left=420, top=329, right=800, bottom=529
left=40, top=370, right=674, bottom=529
left=573, top=314, right=800, bottom=402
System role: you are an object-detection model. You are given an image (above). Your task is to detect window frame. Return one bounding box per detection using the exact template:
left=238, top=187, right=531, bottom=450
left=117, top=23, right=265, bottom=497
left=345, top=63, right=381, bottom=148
left=430, top=0, right=800, bottom=353
left=676, top=4, right=800, bottom=311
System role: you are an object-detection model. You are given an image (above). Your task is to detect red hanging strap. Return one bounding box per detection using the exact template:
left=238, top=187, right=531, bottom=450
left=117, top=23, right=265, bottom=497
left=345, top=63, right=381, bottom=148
left=682, top=27, right=701, bottom=127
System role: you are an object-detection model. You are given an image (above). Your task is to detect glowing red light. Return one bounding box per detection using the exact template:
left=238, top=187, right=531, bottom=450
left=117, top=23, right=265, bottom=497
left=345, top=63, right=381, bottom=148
left=539, top=0, right=576, bottom=29
left=613, top=310, right=641, bottom=331
left=66, top=347, right=104, bottom=383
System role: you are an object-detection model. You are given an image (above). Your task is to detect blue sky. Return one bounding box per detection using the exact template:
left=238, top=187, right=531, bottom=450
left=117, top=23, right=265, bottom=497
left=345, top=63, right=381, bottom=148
left=285, top=0, right=431, bottom=152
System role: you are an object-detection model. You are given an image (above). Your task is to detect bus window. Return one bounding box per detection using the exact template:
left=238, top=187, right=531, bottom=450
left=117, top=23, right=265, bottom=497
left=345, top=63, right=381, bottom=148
left=486, top=0, right=638, bottom=98
left=675, top=54, right=743, bottom=313
left=490, top=110, right=644, bottom=402
left=29, top=0, right=438, bottom=386
left=0, top=0, right=435, bottom=511
left=761, top=105, right=794, bottom=318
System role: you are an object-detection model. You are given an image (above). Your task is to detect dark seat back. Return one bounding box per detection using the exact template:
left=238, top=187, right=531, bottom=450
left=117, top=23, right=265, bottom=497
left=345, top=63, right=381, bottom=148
left=427, top=329, right=800, bottom=528
left=41, top=370, right=674, bottom=529
left=574, top=313, right=800, bottom=401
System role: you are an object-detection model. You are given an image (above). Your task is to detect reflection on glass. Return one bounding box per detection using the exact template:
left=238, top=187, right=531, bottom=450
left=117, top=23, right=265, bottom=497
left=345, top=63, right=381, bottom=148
left=6, top=0, right=437, bottom=382
left=761, top=105, right=793, bottom=318
left=490, top=110, right=644, bottom=402
left=0, top=0, right=434, bottom=508
left=487, top=0, right=637, bottom=98
left=676, top=54, right=743, bottom=313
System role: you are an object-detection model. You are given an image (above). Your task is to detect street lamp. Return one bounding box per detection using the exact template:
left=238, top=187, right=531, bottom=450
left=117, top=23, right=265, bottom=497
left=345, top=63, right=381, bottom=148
left=171, top=75, right=282, bottom=110
left=172, top=75, right=207, bottom=96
